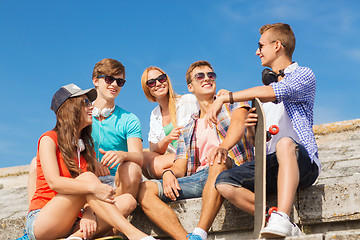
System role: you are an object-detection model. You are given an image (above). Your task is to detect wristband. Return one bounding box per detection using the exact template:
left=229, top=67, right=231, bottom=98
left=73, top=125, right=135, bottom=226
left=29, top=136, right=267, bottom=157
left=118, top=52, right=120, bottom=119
left=229, top=92, right=234, bottom=104
left=162, top=169, right=175, bottom=178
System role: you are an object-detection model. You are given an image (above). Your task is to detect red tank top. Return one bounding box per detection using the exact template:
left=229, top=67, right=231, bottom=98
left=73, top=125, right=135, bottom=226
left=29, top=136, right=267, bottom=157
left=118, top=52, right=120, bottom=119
left=29, top=130, right=88, bottom=212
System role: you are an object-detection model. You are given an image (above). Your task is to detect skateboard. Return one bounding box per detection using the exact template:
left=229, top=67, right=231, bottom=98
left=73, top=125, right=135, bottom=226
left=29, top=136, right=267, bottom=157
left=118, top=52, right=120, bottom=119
left=252, top=98, right=267, bottom=239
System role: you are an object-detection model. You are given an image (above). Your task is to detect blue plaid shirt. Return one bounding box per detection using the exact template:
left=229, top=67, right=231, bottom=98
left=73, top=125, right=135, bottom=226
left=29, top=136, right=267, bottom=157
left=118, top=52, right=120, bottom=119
left=270, top=62, right=319, bottom=163
left=175, top=102, right=254, bottom=176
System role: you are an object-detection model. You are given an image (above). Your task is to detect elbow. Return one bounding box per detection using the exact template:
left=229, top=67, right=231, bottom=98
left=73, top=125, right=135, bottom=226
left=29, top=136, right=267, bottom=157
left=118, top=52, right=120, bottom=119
left=46, top=177, right=62, bottom=192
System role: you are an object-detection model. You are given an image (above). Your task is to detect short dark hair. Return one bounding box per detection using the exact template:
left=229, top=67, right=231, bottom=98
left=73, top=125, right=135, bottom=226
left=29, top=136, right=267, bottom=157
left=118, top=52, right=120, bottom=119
left=92, top=58, right=125, bottom=79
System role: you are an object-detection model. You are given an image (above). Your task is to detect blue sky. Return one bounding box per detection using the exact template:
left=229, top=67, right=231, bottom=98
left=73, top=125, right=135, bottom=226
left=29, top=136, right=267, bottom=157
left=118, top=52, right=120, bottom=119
left=0, top=0, right=359, bottom=168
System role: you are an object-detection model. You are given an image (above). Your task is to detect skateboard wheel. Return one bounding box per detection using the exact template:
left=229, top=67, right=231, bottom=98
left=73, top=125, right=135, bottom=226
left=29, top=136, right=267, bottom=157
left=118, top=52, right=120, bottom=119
left=269, top=125, right=279, bottom=135
left=268, top=206, right=278, bottom=216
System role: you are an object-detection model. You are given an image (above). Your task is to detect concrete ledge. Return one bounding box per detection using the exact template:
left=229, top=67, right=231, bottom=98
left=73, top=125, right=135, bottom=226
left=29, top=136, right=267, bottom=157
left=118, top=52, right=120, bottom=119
left=129, top=181, right=360, bottom=239
left=0, top=165, right=30, bottom=178
left=0, top=216, right=26, bottom=239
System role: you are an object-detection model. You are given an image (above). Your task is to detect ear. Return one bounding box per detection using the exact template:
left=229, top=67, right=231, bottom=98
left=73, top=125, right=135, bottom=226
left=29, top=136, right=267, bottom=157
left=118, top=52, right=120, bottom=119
left=274, top=41, right=282, bottom=53
left=93, top=77, right=99, bottom=87
left=187, top=83, right=194, bottom=93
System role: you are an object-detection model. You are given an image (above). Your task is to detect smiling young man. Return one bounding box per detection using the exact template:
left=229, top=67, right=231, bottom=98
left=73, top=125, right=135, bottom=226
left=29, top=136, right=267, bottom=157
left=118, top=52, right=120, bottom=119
left=206, top=23, right=320, bottom=238
left=91, top=58, right=143, bottom=198
left=137, top=60, right=254, bottom=240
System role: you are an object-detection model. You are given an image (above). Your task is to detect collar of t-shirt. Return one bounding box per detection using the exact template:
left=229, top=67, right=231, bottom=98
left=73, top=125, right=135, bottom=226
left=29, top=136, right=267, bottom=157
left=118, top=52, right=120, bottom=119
left=284, top=62, right=299, bottom=75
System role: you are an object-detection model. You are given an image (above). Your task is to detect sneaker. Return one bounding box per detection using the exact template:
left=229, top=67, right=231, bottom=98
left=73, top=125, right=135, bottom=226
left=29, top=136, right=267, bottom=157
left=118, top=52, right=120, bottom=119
left=186, top=233, right=203, bottom=240
left=291, top=223, right=304, bottom=236
left=260, top=212, right=293, bottom=238
left=15, top=230, right=29, bottom=240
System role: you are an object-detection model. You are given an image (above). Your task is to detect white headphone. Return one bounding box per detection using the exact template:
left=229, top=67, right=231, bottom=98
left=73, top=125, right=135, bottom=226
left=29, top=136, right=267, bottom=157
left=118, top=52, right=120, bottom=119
left=92, top=106, right=115, bottom=118
left=77, top=139, right=85, bottom=152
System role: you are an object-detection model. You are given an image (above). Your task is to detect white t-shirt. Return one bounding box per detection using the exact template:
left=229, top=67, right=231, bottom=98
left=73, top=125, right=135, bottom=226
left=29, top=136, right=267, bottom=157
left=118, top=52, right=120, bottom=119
left=148, top=94, right=199, bottom=153
left=263, top=102, right=301, bottom=155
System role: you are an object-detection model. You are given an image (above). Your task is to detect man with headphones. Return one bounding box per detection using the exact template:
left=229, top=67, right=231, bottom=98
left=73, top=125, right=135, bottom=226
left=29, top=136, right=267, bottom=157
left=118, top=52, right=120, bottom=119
left=91, top=58, right=143, bottom=199
left=205, top=23, right=320, bottom=238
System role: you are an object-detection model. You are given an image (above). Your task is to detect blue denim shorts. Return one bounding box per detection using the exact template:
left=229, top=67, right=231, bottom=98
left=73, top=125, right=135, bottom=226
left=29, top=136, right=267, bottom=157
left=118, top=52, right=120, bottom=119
left=152, top=167, right=209, bottom=202
left=25, top=209, right=81, bottom=240
left=25, top=209, right=41, bottom=240
left=99, top=175, right=116, bottom=188
left=215, top=139, right=319, bottom=194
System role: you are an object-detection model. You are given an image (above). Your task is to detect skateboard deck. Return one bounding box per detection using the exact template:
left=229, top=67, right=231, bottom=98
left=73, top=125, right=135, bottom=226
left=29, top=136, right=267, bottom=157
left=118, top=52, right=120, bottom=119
left=252, top=98, right=267, bottom=239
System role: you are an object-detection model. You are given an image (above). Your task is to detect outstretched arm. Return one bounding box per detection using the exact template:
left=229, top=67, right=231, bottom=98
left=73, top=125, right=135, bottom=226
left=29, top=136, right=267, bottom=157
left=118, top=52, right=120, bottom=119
left=205, top=86, right=276, bottom=126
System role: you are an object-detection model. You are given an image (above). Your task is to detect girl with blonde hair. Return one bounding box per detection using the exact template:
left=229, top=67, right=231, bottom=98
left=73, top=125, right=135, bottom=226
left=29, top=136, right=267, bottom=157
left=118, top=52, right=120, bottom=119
left=141, top=67, right=199, bottom=179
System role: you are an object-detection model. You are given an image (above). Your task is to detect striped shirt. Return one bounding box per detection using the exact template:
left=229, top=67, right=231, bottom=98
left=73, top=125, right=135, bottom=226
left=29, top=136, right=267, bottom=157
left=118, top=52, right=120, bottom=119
left=175, top=102, right=254, bottom=176
left=270, top=62, right=319, bottom=168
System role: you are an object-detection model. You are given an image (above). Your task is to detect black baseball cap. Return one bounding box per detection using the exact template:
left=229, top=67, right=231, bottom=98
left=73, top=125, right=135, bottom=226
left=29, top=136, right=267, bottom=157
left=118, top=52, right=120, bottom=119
left=50, top=83, right=97, bottom=114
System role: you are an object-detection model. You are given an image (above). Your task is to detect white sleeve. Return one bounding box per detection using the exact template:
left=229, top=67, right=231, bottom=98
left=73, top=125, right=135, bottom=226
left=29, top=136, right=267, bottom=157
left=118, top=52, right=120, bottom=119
left=176, top=94, right=199, bottom=127
left=148, top=106, right=164, bottom=144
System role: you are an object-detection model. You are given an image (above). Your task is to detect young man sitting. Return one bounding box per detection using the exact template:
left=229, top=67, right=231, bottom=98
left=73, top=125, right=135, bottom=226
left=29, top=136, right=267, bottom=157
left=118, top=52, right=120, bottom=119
left=137, top=60, right=254, bottom=240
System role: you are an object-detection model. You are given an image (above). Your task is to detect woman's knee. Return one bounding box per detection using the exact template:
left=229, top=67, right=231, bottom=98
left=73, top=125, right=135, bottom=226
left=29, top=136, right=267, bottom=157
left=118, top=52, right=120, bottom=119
left=76, top=171, right=99, bottom=182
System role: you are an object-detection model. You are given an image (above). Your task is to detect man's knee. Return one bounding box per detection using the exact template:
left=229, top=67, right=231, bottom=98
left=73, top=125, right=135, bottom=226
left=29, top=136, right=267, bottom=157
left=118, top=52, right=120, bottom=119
left=138, top=181, right=159, bottom=204
left=216, top=183, right=233, bottom=198
left=116, top=162, right=142, bottom=183
left=276, top=137, right=296, bottom=152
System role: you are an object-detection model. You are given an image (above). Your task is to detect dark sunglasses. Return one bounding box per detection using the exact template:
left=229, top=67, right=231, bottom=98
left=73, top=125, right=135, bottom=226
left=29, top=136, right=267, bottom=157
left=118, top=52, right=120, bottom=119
left=97, top=75, right=126, bottom=87
left=146, top=74, right=167, bottom=88
left=82, top=98, right=92, bottom=108
left=193, top=72, right=217, bottom=82
left=258, top=41, right=286, bottom=51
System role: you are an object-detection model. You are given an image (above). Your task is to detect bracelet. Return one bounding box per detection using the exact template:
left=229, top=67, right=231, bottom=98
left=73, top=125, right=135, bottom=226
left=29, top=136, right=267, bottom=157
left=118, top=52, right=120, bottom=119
left=229, top=92, right=234, bottom=104
left=162, top=169, right=175, bottom=178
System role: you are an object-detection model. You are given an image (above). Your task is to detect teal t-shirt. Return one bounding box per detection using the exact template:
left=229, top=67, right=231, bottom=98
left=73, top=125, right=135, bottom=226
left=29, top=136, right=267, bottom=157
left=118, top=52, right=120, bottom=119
left=91, top=105, right=142, bottom=176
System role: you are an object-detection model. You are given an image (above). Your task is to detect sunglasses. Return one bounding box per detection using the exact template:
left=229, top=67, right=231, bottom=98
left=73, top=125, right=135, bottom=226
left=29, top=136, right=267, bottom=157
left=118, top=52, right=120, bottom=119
left=258, top=41, right=286, bottom=51
left=97, top=75, right=126, bottom=87
left=146, top=74, right=167, bottom=88
left=82, top=98, right=92, bottom=108
left=193, top=72, right=217, bottom=82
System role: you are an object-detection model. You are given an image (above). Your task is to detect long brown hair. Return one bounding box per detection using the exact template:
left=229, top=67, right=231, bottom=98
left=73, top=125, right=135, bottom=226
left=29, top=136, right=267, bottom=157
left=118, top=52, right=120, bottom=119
left=141, top=66, right=178, bottom=127
left=54, top=96, right=96, bottom=178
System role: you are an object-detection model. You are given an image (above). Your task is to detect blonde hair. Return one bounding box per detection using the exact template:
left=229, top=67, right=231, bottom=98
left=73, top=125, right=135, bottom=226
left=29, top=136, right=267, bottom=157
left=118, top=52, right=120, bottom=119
left=141, top=66, right=178, bottom=127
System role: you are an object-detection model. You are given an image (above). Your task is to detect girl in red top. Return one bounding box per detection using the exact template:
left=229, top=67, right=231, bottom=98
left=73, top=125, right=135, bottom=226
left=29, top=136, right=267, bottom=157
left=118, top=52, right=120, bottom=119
left=26, top=84, right=155, bottom=240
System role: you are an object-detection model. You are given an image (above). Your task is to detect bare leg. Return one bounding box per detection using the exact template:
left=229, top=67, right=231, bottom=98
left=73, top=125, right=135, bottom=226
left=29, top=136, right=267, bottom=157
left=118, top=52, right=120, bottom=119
left=216, top=184, right=255, bottom=215
left=115, top=161, right=142, bottom=198
left=143, top=151, right=175, bottom=179
left=138, top=181, right=188, bottom=240
left=27, top=157, right=37, bottom=205
left=197, top=160, right=231, bottom=232
left=33, top=172, right=148, bottom=240
left=276, top=138, right=300, bottom=216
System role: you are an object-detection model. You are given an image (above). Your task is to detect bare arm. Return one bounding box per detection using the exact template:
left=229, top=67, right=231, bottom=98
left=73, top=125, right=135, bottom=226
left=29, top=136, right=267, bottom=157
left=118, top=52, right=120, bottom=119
left=206, top=86, right=276, bottom=126
left=40, top=136, right=115, bottom=203
left=162, top=157, right=188, bottom=201
left=149, top=126, right=183, bottom=154
left=100, top=137, right=144, bottom=168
